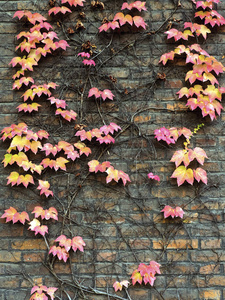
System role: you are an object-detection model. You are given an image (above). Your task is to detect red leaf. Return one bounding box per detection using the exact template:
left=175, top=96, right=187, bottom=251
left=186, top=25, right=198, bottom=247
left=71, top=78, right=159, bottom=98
left=193, top=167, right=207, bottom=184
left=71, top=236, right=86, bottom=252
left=133, top=16, right=147, bottom=29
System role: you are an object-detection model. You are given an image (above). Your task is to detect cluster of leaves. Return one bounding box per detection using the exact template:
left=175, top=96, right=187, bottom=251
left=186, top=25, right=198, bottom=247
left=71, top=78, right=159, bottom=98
left=88, top=87, right=114, bottom=101
left=75, top=122, right=120, bottom=144
left=49, top=235, right=86, bottom=262
left=161, top=205, right=184, bottom=219
left=160, top=0, right=225, bottom=121
left=131, top=261, right=161, bottom=286
left=88, top=160, right=131, bottom=185
left=78, top=52, right=96, bottom=66
left=99, top=1, right=147, bottom=32
left=49, top=0, right=85, bottom=15
left=147, top=172, right=160, bottom=182
left=113, top=260, right=160, bottom=292
left=154, top=126, right=192, bottom=145
left=155, top=125, right=208, bottom=186
left=9, top=11, right=80, bottom=122
left=30, top=285, right=57, bottom=300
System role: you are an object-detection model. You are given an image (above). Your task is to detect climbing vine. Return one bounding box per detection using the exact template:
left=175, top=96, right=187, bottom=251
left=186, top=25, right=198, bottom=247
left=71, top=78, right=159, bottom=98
left=1, top=0, right=225, bottom=299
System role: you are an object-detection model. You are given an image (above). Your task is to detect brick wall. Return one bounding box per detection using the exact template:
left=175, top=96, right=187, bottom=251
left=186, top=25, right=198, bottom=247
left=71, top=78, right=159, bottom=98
left=1, top=0, right=225, bottom=299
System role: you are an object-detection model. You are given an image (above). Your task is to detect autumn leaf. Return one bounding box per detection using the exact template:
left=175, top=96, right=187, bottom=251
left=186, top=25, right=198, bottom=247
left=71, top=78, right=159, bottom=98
left=193, top=167, right=207, bottom=184
left=113, top=280, right=129, bottom=292
left=71, top=236, right=86, bottom=252
left=1, top=207, right=17, bottom=223
left=32, top=206, right=46, bottom=219
left=170, top=150, right=190, bottom=167
left=148, top=172, right=160, bottom=181
left=171, top=166, right=194, bottom=186
left=48, top=6, right=72, bottom=15
left=49, top=246, right=69, bottom=262
left=133, top=16, right=147, bottom=29
left=61, top=0, right=85, bottom=7
left=101, top=89, right=115, bottom=101
left=121, top=1, right=147, bottom=12
left=131, top=269, right=142, bottom=285
left=161, top=205, right=184, bottom=218
left=55, top=235, right=72, bottom=252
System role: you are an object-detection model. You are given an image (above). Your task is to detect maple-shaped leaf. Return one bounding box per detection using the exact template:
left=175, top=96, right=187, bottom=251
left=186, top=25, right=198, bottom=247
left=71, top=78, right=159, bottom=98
left=46, top=287, right=58, bottom=300
left=178, top=127, right=193, bottom=140
left=37, top=180, right=54, bottom=197
left=193, top=167, right=207, bottom=184
left=48, top=97, right=67, bottom=109
left=175, top=206, right=185, bottom=218
left=113, top=12, right=133, bottom=26
left=203, top=72, right=219, bottom=85
left=82, top=59, right=95, bottom=66
left=121, top=1, right=147, bottom=11
left=74, top=142, right=91, bottom=156
left=7, top=172, right=20, bottom=186
left=113, top=280, right=129, bottom=292
left=75, top=130, right=92, bottom=141
left=133, top=16, right=147, bottom=29
left=29, top=140, right=42, bottom=154
left=71, top=236, right=86, bottom=252
left=159, top=51, right=175, bottom=65
left=13, top=77, right=34, bottom=90
left=100, top=123, right=121, bottom=135
left=55, top=109, right=77, bottom=122
left=1, top=207, right=17, bottom=223
left=78, top=52, right=90, bottom=58
left=55, top=235, right=72, bottom=252
left=37, top=130, right=49, bottom=140
left=99, top=22, right=111, bottom=32
left=88, top=160, right=100, bottom=173
left=106, top=166, right=119, bottom=183
left=190, top=147, right=208, bottom=165
left=32, top=206, right=46, bottom=219
left=13, top=211, right=30, bottom=224
left=161, top=205, right=176, bottom=218
left=154, top=127, right=175, bottom=145
left=28, top=218, right=40, bottom=230
left=61, top=0, right=85, bottom=6
left=101, top=89, right=115, bottom=101
left=54, top=157, right=69, bottom=171
left=118, top=170, right=131, bottom=186
left=96, top=134, right=115, bottom=144
left=108, top=21, right=120, bottom=30
left=17, top=174, right=34, bottom=188
left=98, top=161, right=111, bottom=172
left=49, top=246, right=69, bottom=262
left=131, top=269, right=142, bottom=285
left=12, top=69, right=25, bottom=80
left=45, top=207, right=58, bottom=221
left=88, top=87, right=101, bottom=98
left=170, top=150, right=190, bottom=167
left=28, top=219, right=48, bottom=236
left=41, top=158, right=56, bottom=169
left=41, top=143, right=60, bottom=156
left=147, top=172, right=160, bottom=181
left=48, top=6, right=72, bottom=15
left=55, top=40, right=70, bottom=51
left=17, top=103, right=41, bottom=113
left=33, top=225, right=48, bottom=236
left=171, top=166, right=194, bottom=186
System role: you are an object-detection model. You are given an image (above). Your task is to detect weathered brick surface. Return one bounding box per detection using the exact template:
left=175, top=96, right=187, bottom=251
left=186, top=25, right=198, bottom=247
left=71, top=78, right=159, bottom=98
left=1, top=0, right=225, bottom=299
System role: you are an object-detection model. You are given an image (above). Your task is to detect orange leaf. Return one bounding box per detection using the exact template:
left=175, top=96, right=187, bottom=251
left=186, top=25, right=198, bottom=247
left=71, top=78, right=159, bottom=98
left=171, top=166, right=194, bottom=186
